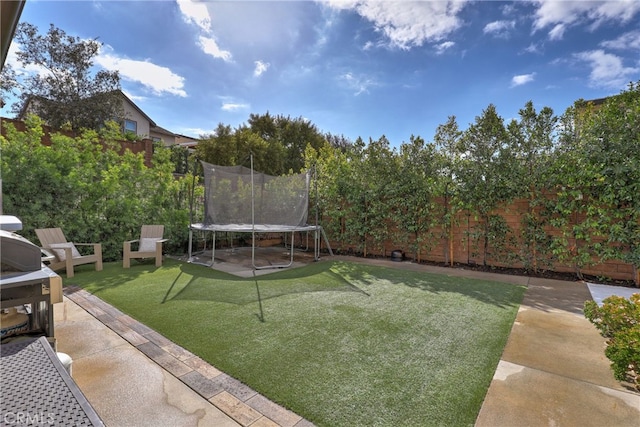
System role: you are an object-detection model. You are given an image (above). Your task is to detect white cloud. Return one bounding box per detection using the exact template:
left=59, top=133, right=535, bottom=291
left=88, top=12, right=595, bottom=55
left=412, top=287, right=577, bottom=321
left=434, top=41, right=455, bottom=55
left=254, top=60, right=270, bottom=77
left=511, top=73, right=536, bottom=87
left=178, top=127, right=215, bottom=136
left=483, top=20, right=515, bottom=37
left=500, top=3, right=516, bottom=16
left=531, top=1, right=585, bottom=32
left=96, top=51, right=187, bottom=97
left=325, top=1, right=468, bottom=50
left=600, top=30, right=640, bottom=51
left=178, top=0, right=233, bottom=61
left=6, top=42, right=188, bottom=104
left=218, top=95, right=249, bottom=112
left=547, top=24, right=566, bottom=41
left=180, top=127, right=215, bottom=138
left=340, top=72, right=376, bottom=95
left=574, top=49, right=639, bottom=89
left=532, top=0, right=640, bottom=39
left=198, top=36, right=233, bottom=62
left=524, top=43, right=543, bottom=54
left=363, top=40, right=376, bottom=51
left=176, top=0, right=212, bottom=33
left=221, top=102, right=249, bottom=112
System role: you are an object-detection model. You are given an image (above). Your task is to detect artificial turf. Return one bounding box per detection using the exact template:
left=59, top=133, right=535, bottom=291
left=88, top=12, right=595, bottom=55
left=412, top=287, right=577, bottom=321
left=67, top=258, right=525, bottom=426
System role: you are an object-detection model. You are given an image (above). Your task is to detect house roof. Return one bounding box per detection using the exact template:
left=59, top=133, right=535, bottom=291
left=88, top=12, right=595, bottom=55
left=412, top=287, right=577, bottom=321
left=177, top=141, right=199, bottom=148
left=1, top=0, right=25, bottom=71
left=174, top=133, right=199, bottom=141
left=18, top=90, right=159, bottom=129
left=150, top=124, right=176, bottom=137
left=118, top=90, right=156, bottom=127
left=582, top=97, right=609, bottom=106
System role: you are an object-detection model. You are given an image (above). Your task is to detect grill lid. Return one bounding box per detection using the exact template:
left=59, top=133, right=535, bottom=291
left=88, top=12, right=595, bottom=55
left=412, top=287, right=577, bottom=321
left=0, top=230, right=42, bottom=272
left=0, top=215, right=22, bottom=231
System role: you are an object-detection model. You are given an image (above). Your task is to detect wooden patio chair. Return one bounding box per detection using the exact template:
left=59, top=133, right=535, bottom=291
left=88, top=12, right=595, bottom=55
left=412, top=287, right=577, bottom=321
left=35, top=228, right=103, bottom=278
left=123, top=225, right=168, bottom=268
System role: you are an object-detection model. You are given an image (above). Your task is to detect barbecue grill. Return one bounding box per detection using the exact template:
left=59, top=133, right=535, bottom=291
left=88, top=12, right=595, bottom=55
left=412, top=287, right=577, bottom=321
left=1, top=216, right=62, bottom=343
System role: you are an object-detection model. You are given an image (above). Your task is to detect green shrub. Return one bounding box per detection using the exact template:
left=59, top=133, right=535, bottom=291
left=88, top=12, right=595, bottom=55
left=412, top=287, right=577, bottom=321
left=1, top=117, right=197, bottom=260
left=584, top=293, right=640, bottom=390
left=605, top=325, right=640, bottom=386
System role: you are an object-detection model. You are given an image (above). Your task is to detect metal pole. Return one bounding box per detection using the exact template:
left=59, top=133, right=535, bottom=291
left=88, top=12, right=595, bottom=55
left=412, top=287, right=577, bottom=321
left=187, top=156, right=198, bottom=262
left=251, top=154, right=256, bottom=269
left=314, top=164, right=321, bottom=260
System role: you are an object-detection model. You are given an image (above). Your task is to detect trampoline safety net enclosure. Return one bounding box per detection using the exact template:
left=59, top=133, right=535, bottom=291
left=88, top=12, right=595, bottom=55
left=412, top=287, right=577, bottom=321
left=203, top=162, right=309, bottom=226
left=189, top=160, right=332, bottom=269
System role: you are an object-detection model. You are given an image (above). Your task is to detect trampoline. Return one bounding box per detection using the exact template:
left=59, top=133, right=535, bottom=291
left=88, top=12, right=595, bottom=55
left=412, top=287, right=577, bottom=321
left=188, top=160, right=332, bottom=270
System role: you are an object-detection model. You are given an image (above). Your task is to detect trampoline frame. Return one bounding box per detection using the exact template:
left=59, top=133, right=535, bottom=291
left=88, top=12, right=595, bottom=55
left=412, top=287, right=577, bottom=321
left=187, top=223, right=332, bottom=269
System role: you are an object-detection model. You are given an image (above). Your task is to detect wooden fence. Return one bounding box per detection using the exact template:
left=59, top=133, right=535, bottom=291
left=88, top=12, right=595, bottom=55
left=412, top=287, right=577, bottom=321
left=322, top=196, right=639, bottom=284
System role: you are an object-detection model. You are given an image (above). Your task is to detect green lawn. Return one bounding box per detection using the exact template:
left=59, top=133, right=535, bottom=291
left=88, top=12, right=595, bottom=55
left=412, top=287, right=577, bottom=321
left=68, top=258, right=525, bottom=426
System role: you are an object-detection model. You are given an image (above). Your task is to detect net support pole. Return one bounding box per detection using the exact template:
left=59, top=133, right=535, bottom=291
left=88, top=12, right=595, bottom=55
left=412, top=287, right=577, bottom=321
left=187, top=155, right=198, bottom=263
left=251, top=154, right=257, bottom=269
left=314, top=164, right=320, bottom=261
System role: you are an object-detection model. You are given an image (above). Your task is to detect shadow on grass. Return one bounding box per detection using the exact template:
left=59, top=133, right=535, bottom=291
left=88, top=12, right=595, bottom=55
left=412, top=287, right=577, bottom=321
left=67, top=258, right=523, bottom=310
left=167, top=260, right=369, bottom=305
left=328, top=261, right=525, bottom=309
left=63, top=259, right=169, bottom=291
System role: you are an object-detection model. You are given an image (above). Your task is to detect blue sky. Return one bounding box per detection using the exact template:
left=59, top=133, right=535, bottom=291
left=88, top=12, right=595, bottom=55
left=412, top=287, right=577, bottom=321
left=3, top=1, right=640, bottom=146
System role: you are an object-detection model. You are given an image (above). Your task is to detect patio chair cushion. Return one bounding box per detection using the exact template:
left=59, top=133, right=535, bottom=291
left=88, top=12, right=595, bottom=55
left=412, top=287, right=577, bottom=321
left=48, top=242, right=82, bottom=261
left=139, top=238, right=160, bottom=252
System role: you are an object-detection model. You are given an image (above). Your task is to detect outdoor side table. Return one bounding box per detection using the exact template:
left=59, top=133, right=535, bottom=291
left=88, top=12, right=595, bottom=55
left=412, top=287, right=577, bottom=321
left=0, top=336, right=104, bottom=426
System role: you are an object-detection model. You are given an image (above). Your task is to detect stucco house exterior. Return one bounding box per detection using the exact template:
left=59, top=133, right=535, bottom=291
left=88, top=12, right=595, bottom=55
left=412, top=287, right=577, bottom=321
left=119, top=91, right=178, bottom=146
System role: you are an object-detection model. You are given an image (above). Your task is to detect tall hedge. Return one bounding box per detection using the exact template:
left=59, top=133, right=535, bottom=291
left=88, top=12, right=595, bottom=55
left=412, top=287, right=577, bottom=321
left=1, top=115, right=199, bottom=261
left=311, top=82, right=640, bottom=283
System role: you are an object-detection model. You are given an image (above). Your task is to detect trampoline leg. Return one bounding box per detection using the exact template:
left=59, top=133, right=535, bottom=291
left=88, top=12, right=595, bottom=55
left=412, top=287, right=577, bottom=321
left=320, top=226, right=333, bottom=257
left=290, top=232, right=295, bottom=265
left=253, top=231, right=295, bottom=270
left=209, top=231, right=216, bottom=267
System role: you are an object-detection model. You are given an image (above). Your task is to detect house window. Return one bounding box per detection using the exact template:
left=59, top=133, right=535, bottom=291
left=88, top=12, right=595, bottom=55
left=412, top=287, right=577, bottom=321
left=151, top=137, right=162, bottom=142
left=123, top=119, right=137, bottom=134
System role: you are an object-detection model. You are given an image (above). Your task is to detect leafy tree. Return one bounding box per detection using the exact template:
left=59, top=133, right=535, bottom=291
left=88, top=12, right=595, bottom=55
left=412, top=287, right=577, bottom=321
left=507, top=101, right=557, bottom=272
left=313, top=136, right=379, bottom=256
left=395, top=135, right=441, bottom=262
left=170, top=144, right=193, bottom=175
left=246, top=112, right=278, bottom=141
left=548, top=103, right=595, bottom=278
left=325, top=132, right=353, bottom=152
left=233, top=127, right=279, bottom=174
left=5, top=22, right=122, bottom=132
left=457, top=104, right=516, bottom=266
left=278, top=116, right=327, bottom=173
left=197, top=114, right=326, bottom=175
left=0, top=64, right=18, bottom=107
left=559, top=82, right=640, bottom=284
left=196, top=123, right=237, bottom=166
left=245, top=112, right=327, bottom=173
left=433, top=116, right=464, bottom=266
left=358, top=135, right=398, bottom=257
left=306, top=143, right=354, bottom=252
